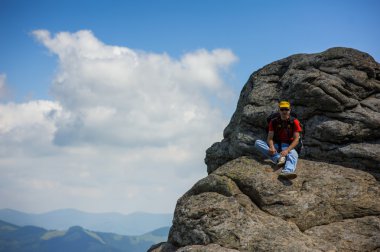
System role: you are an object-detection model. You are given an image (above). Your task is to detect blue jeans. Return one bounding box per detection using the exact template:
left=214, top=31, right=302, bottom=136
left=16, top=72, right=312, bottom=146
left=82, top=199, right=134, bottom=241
left=254, top=140, right=298, bottom=173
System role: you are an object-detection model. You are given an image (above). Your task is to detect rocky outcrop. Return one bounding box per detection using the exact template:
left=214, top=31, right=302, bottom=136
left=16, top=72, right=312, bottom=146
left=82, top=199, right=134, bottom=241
left=205, top=47, right=380, bottom=176
left=149, top=48, right=380, bottom=252
left=153, top=157, right=380, bottom=251
left=149, top=243, right=240, bottom=252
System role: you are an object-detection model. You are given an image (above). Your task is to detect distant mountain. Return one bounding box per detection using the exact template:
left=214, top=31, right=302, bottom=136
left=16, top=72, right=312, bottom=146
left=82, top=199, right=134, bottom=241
left=0, top=209, right=172, bottom=235
left=0, top=219, right=170, bottom=252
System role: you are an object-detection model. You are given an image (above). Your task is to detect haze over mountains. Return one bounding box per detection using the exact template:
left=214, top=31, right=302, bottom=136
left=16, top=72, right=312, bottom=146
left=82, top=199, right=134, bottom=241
left=0, top=209, right=172, bottom=236
left=0, top=219, right=169, bottom=252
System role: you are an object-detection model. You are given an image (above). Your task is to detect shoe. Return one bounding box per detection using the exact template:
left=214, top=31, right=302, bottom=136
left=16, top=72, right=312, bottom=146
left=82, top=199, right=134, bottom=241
left=277, top=156, right=286, bottom=167
left=278, top=171, right=297, bottom=180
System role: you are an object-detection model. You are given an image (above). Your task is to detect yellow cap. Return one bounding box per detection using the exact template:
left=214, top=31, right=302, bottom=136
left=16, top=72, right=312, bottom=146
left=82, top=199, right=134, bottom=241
left=279, top=101, right=290, bottom=108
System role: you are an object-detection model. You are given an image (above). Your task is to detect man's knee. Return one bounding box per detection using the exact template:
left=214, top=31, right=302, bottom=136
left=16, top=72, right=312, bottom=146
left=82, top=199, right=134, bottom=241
left=255, top=139, right=265, bottom=147
left=289, top=149, right=299, bottom=158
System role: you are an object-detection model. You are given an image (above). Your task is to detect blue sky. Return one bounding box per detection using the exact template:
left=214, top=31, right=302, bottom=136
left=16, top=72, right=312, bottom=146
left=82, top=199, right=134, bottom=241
left=0, top=0, right=379, bottom=214
left=2, top=0, right=379, bottom=102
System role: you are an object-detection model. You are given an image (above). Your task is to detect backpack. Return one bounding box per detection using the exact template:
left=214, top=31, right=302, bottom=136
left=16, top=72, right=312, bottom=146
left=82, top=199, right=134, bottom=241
left=266, top=112, right=303, bottom=154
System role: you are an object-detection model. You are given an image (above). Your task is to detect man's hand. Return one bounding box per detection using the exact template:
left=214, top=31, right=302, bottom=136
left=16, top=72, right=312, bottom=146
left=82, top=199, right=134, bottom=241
left=269, top=147, right=276, bottom=156
left=267, top=131, right=276, bottom=156
left=280, top=149, right=289, bottom=157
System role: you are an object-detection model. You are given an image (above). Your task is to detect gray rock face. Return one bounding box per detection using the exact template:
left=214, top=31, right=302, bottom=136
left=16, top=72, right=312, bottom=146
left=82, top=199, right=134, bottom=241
left=151, top=48, right=380, bottom=252
left=305, top=216, right=380, bottom=252
left=167, top=157, right=380, bottom=251
left=205, top=47, right=380, bottom=175
left=149, top=243, right=240, bottom=252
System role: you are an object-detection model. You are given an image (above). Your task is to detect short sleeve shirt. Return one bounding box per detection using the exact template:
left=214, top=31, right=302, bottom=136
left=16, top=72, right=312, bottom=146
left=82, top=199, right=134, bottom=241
left=269, top=118, right=302, bottom=142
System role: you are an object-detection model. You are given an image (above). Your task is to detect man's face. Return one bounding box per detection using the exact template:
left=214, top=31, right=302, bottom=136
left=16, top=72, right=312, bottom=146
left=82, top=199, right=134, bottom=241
left=279, top=107, right=290, bottom=116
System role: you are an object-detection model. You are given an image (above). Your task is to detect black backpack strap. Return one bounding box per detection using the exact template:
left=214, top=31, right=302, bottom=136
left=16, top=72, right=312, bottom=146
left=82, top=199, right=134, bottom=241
left=286, top=117, right=296, bottom=143
left=271, top=117, right=282, bottom=152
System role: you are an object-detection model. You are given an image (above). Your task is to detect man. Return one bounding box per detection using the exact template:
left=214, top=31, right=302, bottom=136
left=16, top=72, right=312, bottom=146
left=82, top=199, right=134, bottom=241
left=254, top=101, right=302, bottom=179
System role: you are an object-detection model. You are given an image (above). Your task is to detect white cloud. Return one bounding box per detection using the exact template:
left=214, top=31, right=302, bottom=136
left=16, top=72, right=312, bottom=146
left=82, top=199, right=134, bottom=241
left=0, top=100, right=62, bottom=157
left=0, top=30, right=237, bottom=214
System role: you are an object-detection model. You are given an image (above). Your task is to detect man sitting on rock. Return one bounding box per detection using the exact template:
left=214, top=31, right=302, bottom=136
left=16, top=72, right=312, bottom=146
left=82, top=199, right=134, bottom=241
left=254, top=101, right=302, bottom=179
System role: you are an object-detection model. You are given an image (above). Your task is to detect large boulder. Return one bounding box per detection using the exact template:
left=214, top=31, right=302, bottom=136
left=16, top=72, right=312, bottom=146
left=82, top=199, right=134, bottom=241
left=166, top=157, right=380, bottom=251
left=149, top=48, right=380, bottom=252
left=205, top=47, right=380, bottom=176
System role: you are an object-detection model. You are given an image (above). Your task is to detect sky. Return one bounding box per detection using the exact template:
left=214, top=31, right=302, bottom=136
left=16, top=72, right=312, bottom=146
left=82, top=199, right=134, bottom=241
left=0, top=0, right=379, bottom=215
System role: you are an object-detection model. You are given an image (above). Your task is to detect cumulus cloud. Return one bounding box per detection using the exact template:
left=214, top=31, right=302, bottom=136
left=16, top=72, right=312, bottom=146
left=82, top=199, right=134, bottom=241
left=32, top=30, right=237, bottom=148
left=0, top=100, right=62, bottom=157
left=0, top=30, right=238, bottom=214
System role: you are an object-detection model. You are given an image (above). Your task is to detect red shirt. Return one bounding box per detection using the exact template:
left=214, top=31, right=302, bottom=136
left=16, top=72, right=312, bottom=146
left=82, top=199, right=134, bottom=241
left=269, top=118, right=302, bottom=142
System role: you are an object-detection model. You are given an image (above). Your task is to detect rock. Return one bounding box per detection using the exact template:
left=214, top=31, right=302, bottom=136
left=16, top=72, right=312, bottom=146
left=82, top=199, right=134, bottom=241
left=148, top=242, right=177, bottom=252
left=167, top=157, right=379, bottom=251
left=148, top=243, right=240, bottom=252
left=152, top=48, right=380, bottom=251
left=215, top=157, right=380, bottom=231
left=305, top=216, right=380, bottom=252
left=177, top=244, right=240, bottom=252
left=205, top=47, right=380, bottom=175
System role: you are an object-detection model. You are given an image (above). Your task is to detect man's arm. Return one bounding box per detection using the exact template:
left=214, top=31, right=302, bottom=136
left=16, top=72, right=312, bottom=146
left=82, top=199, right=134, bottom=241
left=267, top=131, right=276, bottom=155
left=280, top=132, right=300, bottom=156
